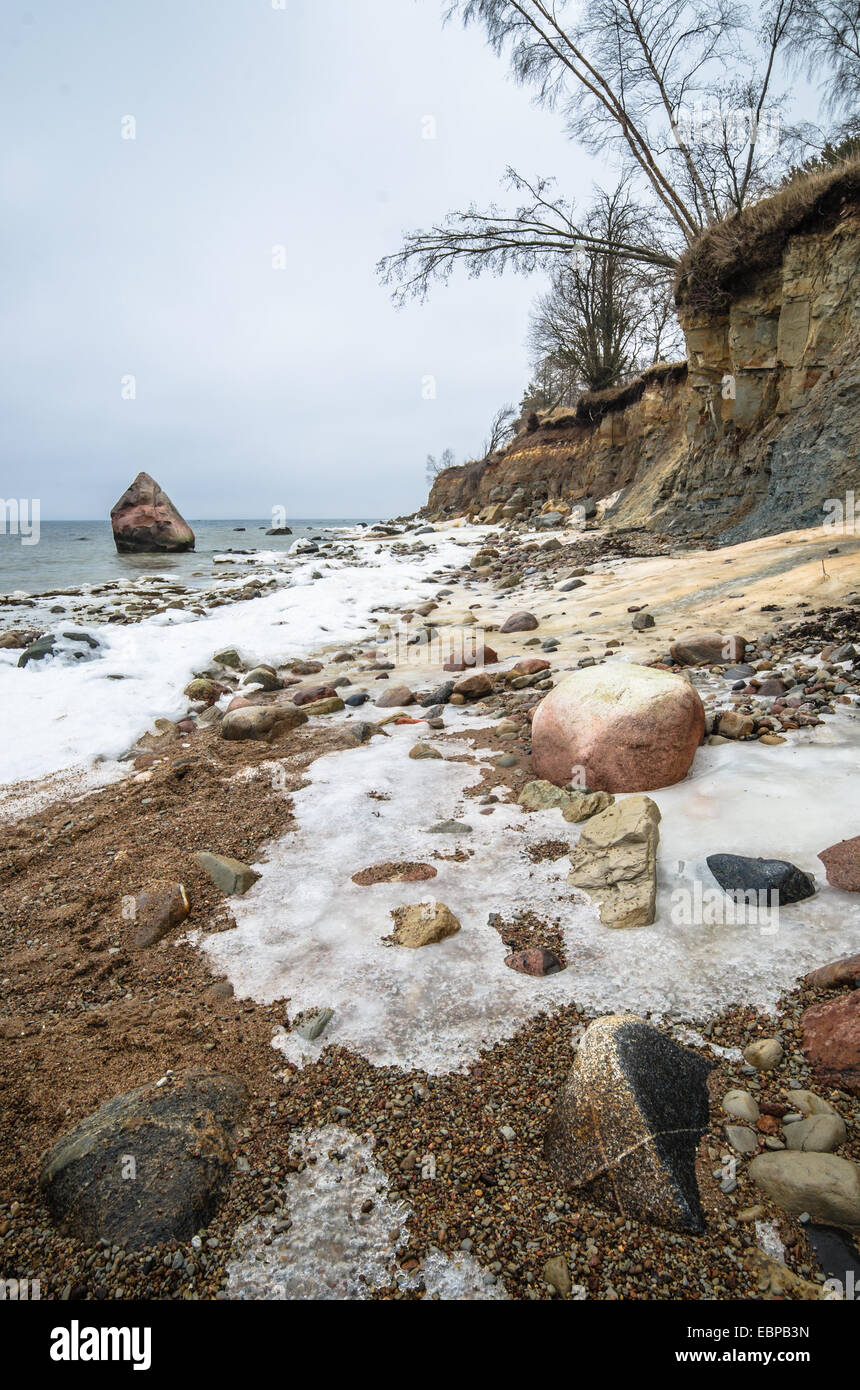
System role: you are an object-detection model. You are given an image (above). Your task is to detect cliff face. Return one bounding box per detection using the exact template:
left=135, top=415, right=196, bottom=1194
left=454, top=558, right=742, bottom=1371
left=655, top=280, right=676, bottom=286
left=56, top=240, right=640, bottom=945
left=426, top=185, right=860, bottom=544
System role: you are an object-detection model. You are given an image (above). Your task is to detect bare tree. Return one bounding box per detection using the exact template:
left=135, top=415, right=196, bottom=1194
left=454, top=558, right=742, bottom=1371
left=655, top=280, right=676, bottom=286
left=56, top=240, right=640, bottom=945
left=426, top=447, right=457, bottom=484
left=527, top=181, right=682, bottom=393
left=379, top=0, right=812, bottom=300
left=482, top=404, right=518, bottom=456
left=788, top=0, right=860, bottom=119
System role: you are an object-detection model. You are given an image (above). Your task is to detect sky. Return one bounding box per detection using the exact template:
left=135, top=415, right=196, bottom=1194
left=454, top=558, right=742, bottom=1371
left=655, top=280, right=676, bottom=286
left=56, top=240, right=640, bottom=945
left=0, top=0, right=599, bottom=520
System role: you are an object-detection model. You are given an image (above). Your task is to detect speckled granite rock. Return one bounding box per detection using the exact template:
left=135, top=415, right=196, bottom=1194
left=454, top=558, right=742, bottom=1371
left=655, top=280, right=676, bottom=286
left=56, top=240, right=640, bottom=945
left=544, top=1015, right=713, bottom=1232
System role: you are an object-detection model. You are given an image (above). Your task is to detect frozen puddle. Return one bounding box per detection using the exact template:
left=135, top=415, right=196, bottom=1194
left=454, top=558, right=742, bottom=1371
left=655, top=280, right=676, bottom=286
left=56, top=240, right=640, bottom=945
left=225, top=1126, right=506, bottom=1300
left=202, top=703, right=860, bottom=1073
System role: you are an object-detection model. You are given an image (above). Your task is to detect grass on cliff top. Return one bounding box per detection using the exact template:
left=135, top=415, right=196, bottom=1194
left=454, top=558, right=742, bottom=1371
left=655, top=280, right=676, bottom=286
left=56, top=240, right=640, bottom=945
left=676, top=158, right=860, bottom=313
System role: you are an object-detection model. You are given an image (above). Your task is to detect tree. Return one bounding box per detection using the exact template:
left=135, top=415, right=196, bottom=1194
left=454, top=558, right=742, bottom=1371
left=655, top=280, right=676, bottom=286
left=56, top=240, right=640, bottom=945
left=788, top=0, right=860, bottom=119
left=482, top=404, right=518, bottom=456
left=426, top=447, right=457, bottom=484
left=378, top=0, right=815, bottom=300
left=527, top=181, right=682, bottom=394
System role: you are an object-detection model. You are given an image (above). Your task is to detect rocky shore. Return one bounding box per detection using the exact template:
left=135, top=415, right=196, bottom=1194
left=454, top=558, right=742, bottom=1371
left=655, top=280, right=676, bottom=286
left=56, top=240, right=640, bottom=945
left=2, top=517, right=859, bottom=1301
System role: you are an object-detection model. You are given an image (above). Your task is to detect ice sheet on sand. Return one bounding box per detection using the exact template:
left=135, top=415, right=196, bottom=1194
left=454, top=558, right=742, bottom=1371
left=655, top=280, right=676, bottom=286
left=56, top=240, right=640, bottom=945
left=0, top=534, right=462, bottom=793
left=202, top=711, right=860, bottom=1073
left=224, top=1126, right=506, bottom=1300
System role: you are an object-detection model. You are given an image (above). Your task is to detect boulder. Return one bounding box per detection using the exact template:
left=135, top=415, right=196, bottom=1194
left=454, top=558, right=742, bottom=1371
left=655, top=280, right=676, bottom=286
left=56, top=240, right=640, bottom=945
left=128, top=881, right=190, bottom=948
left=220, top=705, right=306, bottom=741
left=39, top=1072, right=246, bottom=1247
left=184, top=677, right=222, bottom=705
left=748, top=1151, right=860, bottom=1231
left=195, top=852, right=260, bottom=896
left=518, top=779, right=613, bottom=823
left=390, top=902, right=461, bottom=949
left=243, top=666, right=281, bottom=692
left=444, top=645, right=499, bottom=673
left=568, top=795, right=661, bottom=928
left=17, top=635, right=57, bottom=667
left=110, top=472, right=195, bottom=554
left=375, top=685, right=415, bottom=708
left=544, top=1015, right=713, bottom=1232
left=670, top=631, right=747, bottom=666
left=453, top=672, right=493, bottom=699
left=801, top=991, right=860, bottom=1096
left=817, top=836, right=860, bottom=892
left=500, top=611, right=539, bottom=634
left=805, top=952, right=860, bottom=990
left=706, top=854, right=815, bottom=905
left=785, top=1114, right=847, bottom=1153
left=292, top=684, right=338, bottom=706
left=505, top=947, right=564, bottom=976
left=531, top=664, right=704, bottom=792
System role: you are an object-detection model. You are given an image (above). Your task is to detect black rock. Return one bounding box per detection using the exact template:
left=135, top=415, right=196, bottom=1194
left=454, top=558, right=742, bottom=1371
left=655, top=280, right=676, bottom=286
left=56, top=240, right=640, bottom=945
left=345, top=692, right=370, bottom=707
left=805, top=1222, right=860, bottom=1284
left=39, top=1072, right=247, bottom=1248
left=706, top=853, right=816, bottom=905
left=421, top=681, right=455, bottom=708
left=545, top=1015, right=713, bottom=1233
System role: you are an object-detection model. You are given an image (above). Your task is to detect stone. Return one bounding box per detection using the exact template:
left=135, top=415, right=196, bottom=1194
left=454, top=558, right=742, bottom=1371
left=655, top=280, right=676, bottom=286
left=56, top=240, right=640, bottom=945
left=725, top=1124, right=758, bottom=1154
left=568, top=796, right=661, bottom=929
left=801, top=991, right=860, bottom=1096
left=510, top=658, right=550, bottom=676
left=295, top=1008, right=334, bottom=1041
left=425, top=819, right=472, bottom=835
left=453, top=672, right=493, bottom=698
left=375, top=685, right=415, bottom=708
left=670, top=631, right=747, bottom=665
left=39, top=1072, right=246, bottom=1247
left=128, top=881, right=190, bottom=949
left=785, top=1114, right=847, bottom=1153
left=706, top=854, right=815, bottom=905
left=408, top=742, right=442, bottom=760
left=220, top=705, right=306, bottom=741
left=748, top=1152, right=860, bottom=1231
left=110, top=472, right=195, bottom=553
left=292, top=684, right=338, bottom=706
left=301, top=696, right=345, bottom=716
left=542, top=1256, right=571, bottom=1295
left=500, top=611, right=539, bottom=633
left=194, top=852, right=261, bottom=896
left=716, top=710, right=755, bottom=739
left=785, top=1090, right=840, bottom=1117
left=531, top=663, right=704, bottom=792
left=723, top=1089, right=760, bottom=1122
left=817, top=836, right=860, bottom=892
left=505, top=947, right=564, bottom=976
left=805, top=952, right=860, bottom=990
left=184, top=678, right=222, bottom=705
left=544, top=1015, right=713, bottom=1233
left=632, top=611, right=655, bottom=630
left=420, top=681, right=455, bottom=707
left=351, top=862, right=437, bottom=886
left=444, top=645, right=498, bottom=672
left=17, top=635, right=57, bottom=667
left=243, top=666, right=281, bottom=692
left=518, top=779, right=613, bottom=823
left=390, top=902, right=461, bottom=949
left=0, top=629, right=41, bottom=650
left=743, top=1038, right=783, bottom=1071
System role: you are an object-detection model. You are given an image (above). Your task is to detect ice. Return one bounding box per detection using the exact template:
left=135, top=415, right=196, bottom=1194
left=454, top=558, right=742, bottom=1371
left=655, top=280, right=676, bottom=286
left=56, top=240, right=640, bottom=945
left=224, top=1125, right=506, bottom=1300
left=203, top=705, right=860, bottom=1073
left=0, top=532, right=463, bottom=803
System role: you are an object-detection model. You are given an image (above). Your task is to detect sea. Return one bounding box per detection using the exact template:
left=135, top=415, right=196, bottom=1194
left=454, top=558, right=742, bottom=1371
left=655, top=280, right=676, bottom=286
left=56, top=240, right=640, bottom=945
left=0, top=519, right=374, bottom=597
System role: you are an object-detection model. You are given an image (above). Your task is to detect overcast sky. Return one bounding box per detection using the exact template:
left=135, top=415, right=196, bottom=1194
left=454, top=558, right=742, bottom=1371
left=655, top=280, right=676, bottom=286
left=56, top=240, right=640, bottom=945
left=0, top=0, right=603, bottom=520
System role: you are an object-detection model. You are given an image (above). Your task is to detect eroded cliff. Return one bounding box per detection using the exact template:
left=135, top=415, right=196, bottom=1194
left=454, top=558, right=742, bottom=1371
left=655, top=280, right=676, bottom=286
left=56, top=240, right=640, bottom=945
left=426, top=166, right=860, bottom=543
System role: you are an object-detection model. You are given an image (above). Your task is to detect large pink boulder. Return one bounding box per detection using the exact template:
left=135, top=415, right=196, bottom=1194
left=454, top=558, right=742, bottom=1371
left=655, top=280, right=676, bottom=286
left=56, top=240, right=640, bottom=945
left=531, top=663, right=705, bottom=792
left=111, top=472, right=195, bottom=553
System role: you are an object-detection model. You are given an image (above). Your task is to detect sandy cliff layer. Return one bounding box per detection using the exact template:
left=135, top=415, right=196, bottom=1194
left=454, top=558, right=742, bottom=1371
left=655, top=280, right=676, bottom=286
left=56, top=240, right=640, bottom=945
left=427, top=179, right=860, bottom=544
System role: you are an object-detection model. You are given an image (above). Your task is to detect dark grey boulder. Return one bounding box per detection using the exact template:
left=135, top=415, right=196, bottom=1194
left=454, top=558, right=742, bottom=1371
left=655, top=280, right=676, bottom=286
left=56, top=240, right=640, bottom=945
left=545, top=1014, right=713, bottom=1232
left=706, top=853, right=815, bottom=905
left=39, top=1072, right=247, bottom=1248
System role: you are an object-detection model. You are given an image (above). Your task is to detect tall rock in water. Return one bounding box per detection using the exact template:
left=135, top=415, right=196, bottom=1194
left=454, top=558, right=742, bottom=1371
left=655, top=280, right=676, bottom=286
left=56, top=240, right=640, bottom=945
left=111, top=472, right=195, bottom=553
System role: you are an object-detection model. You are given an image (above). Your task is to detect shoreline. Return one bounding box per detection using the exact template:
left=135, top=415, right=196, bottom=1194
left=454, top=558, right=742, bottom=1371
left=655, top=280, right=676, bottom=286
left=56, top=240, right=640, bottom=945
left=2, top=517, right=859, bottom=1300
